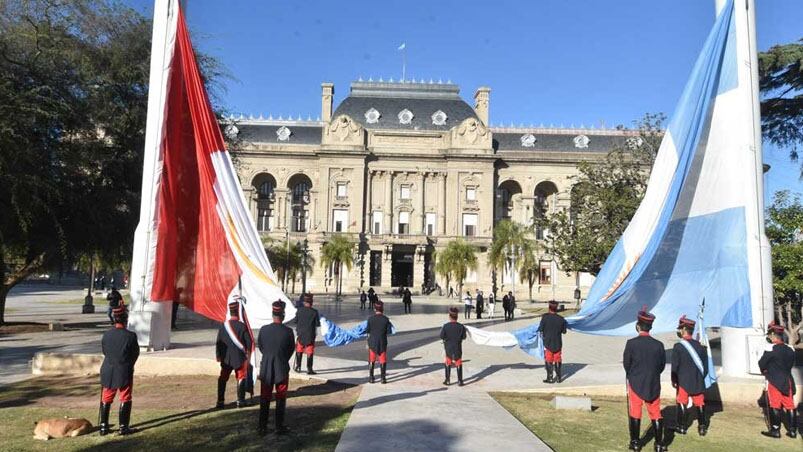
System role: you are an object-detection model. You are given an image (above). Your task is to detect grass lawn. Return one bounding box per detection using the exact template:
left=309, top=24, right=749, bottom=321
left=492, top=392, right=801, bottom=452
left=0, top=375, right=360, bottom=451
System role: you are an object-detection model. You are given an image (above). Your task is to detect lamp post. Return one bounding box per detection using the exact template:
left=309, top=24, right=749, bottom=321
left=301, top=238, right=308, bottom=295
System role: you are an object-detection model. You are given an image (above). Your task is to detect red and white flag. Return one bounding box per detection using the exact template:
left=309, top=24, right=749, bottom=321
left=129, top=0, right=292, bottom=341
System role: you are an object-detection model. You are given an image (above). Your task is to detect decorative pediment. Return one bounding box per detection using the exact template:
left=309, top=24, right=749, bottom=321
left=451, top=117, right=491, bottom=148
left=276, top=126, right=291, bottom=141
left=520, top=134, right=536, bottom=147
left=573, top=134, right=590, bottom=149
left=323, top=114, right=364, bottom=145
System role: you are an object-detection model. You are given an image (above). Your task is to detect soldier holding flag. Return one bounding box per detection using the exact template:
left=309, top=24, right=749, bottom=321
left=367, top=300, right=393, bottom=384
left=440, top=306, right=467, bottom=386
left=540, top=300, right=567, bottom=384
left=670, top=315, right=709, bottom=436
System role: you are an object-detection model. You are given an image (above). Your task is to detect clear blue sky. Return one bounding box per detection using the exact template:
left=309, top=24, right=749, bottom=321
left=125, top=0, right=801, bottom=198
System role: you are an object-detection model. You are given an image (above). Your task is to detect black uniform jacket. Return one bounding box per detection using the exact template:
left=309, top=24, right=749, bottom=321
left=670, top=338, right=708, bottom=395
left=440, top=321, right=467, bottom=359
left=539, top=313, right=568, bottom=352
left=367, top=314, right=392, bottom=353
left=295, top=306, right=320, bottom=346
left=216, top=319, right=252, bottom=369
left=257, top=322, right=295, bottom=384
left=759, top=343, right=797, bottom=396
left=623, top=333, right=666, bottom=401
left=100, top=326, right=140, bottom=389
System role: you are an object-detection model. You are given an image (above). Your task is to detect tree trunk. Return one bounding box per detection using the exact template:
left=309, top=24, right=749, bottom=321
left=528, top=273, right=534, bottom=302
left=337, top=261, right=343, bottom=298
left=0, top=287, right=8, bottom=326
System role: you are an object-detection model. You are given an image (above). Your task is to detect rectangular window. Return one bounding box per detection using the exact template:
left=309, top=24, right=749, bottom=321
left=292, top=208, right=307, bottom=232
left=466, top=187, right=476, bottom=201
left=539, top=262, right=552, bottom=285
left=257, top=208, right=272, bottom=232
left=333, top=209, right=348, bottom=232
left=336, top=182, right=347, bottom=197
left=398, top=211, right=410, bottom=235
left=425, top=213, right=437, bottom=236
left=400, top=185, right=411, bottom=200
left=465, top=269, right=477, bottom=283
left=462, top=213, right=478, bottom=237
left=372, top=211, right=383, bottom=235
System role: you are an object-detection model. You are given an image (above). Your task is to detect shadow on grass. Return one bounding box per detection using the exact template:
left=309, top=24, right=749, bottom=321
left=0, top=375, right=96, bottom=408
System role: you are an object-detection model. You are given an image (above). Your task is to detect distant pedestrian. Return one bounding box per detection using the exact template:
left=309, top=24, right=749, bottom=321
left=502, top=293, right=511, bottom=321
left=463, top=291, right=473, bottom=319
left=508, top=291, right=516, bottom=320
left=368, top=287, right=378, bottom=305
left=475, top=290, right=483, bottom=319
left=449, top=287, right=454, bottom=298
left=540, top=300, right=567, bottom=384
left=402, top=287, right=412, bottom=314
left=440, top=306, right=466, bottom=386
left=360, top=290, right=368, bottom=310
left=106, top=288, right=123, bottom=324
left=487, top=292, right=496, bottom=319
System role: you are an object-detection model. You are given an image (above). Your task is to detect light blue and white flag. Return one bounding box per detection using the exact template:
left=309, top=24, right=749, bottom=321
left=319, top=316, right=396, bottom=347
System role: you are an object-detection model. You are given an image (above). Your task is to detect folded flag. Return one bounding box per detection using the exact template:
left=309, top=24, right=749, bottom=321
left=466, top=325, right=545, bottom=360
left=320, top=316, right=396, bottom=347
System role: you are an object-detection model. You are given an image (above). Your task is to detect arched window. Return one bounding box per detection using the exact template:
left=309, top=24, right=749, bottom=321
left=288, top=174, right=313, bottom=232
left=496, top=180, right=522, bottom=222
left=533, top=181, right=559, bottom=240
left=252, top=173, right=277, bottom=232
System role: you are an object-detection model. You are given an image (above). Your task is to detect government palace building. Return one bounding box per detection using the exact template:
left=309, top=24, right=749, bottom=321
left=228, top=80, right=637, bottom=301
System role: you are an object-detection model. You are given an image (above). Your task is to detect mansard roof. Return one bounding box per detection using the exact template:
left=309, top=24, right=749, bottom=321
left=492, top=127, right=633, bottom=153
left=235, top=120, right=323, bottom=145
left=332, top=81, right=479, bottom=131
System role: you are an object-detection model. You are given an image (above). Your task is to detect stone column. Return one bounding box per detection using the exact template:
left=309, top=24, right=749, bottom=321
left=413, top=247, right=425, bottom=292
left=438, top=173, right=446, bottom=235
left=275, top=189, right=288, bottom=231
left=413, top=172, right=424, bottom=234
left=380, top=247, right=392, bottom=289
left=366, top=171, right=374, bottom=232
left=384, top=171, right=393, bottom=233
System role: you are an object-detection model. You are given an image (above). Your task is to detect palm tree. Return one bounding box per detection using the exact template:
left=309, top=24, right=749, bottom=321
left=436, top=239, right=478, bottom=297
left=488, top=219, right=530, bottom=295
left=518, top=239, right=540, bottom=302
left=287, top=242, right=315, bottom=294
left=433, top=252, right=452, bottom=296
left=320, top=234, right=354, bottom=299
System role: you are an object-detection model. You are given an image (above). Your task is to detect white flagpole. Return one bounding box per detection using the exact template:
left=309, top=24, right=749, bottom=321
left=128, top=0, right=178, bottom=351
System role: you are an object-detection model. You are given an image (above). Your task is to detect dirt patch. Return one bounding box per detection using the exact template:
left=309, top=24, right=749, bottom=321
left=0, top=322, right=50, bottom=335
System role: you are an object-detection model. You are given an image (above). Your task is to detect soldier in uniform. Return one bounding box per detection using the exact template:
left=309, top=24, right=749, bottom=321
left=257, top=301, right=295, bottom=436
left=540, top=300, right=567, bottom=384
left=759, top=321, right=797, bottom=439
left=215, top=298, right=253, bottom=409
left=670, top=315, right=708, bottom=436
left=293, top=293, right=320, bottom=375
left=440, top=306, right=467, bottom=386
left=98, top=304, right=139, bottom=436
left=367, top=300, right=393, bottom=384
left=623, top=309, right=666, bottom=452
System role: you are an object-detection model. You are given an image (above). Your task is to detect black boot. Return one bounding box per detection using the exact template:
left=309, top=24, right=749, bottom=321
left=216, top=378, right=226, bottom=409
left=294, top=352, right=302, bottom=373
left=307, top=355, right=316, bottom=375
left=443, top=364, right=451, bottom=385
left=697, top=405, right=708, bottom=436
left=762, top=408, right=782, bottom=438
left=380, top=363, right=387, bottom=384
left=628, top=417, right=641, bottom=451
left=672, top=403, right=687, bottom=434
left=98, top=402, right=111, bottom=436
left=275, top=398, right=289, bottom=435
left=542, top=363, right=554, bottom=384
left=236, top=379, right=247, bottom=408
left=652, top=418, right=666, bottom=452
left=457, top=365, right=464, bottom=386
left=258, top=398, right=269, bottom=436
left=118, top=401, right=132, bottom=435
left=555, top=362, right=562, bottom=383
left=369, top=362, right=375, bottom=384
left=784, top=409, right=797, bottom=438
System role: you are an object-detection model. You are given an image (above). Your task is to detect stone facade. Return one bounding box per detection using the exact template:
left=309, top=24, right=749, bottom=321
left=230, top=80, right=636, bottom=301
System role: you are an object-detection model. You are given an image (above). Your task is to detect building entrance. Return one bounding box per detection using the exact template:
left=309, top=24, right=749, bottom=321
left=391, top=246, right=415, bottom=288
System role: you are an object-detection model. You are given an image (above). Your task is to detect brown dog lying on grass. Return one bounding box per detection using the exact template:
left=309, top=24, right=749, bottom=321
left=33, top=417, right=93, bottom=440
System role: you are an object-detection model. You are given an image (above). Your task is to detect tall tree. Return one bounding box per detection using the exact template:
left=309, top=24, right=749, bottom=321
left=759, top=39, right=803, bottom=176
left=436, top=239, right=478, bottom=298
left=518, top=239, right=540, bottom=302
left=765, top=190, right=803, bottom=346
left=0, top=0, right=229, bottom=325
left=538, top=114, right=664, bottom=276
left=319, top=234, right=354, bottom=299
left=488, top=219, right=533, bottom=296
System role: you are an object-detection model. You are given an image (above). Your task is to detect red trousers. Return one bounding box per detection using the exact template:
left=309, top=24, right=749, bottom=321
left=767, top=382, right=795, bottom=410
left=260, top=378, right=289, bottom=401
left=368, top=349, right=387, bottom=364
left=676, top=386, right=704, bottom=407
left=219, top=362, right=248, bottom=381
left=545, top=348, right=562, bottom=364
left=296, top=340, right=315, bottom=356
left=628, top=385, right=662, bottom=420
left=444, top=356, right=463, bottom=367
left=102, top=384, right=132, bottom=403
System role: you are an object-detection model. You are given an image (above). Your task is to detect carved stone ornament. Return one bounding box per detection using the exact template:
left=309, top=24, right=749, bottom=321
left=625, top=136, right=644, bottom=150
left=276, top=126, right=292, bottom=141
left=365, top=108, right=381, bottom=124
left=398, top=109, right=414, bottom=125
left=520, top=134, right=536, bottom=147
left=573, top=134, right=590, bottom=149
left=224, top=124, right=239, bottom=139
left=431, top=110, right=447, bottom=126
left=453, top=117, right=490, bottom=146
left=325, top=115, right=363, bottom=143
